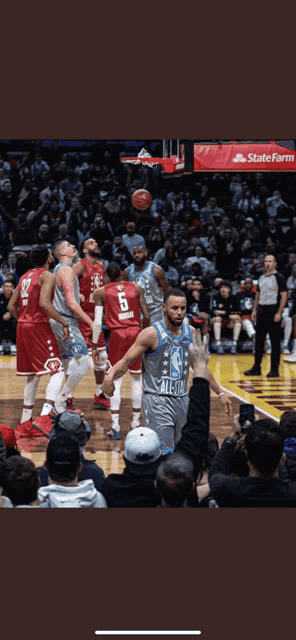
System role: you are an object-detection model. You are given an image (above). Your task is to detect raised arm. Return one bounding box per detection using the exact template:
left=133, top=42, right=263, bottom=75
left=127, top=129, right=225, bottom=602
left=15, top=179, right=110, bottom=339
left=154, top=265, right=170, bottom=294
left=135, top=283, right=150, bottom=327
left=39, top=271, right=69, bottom=340
left=58, top=266, right=93, bottom=328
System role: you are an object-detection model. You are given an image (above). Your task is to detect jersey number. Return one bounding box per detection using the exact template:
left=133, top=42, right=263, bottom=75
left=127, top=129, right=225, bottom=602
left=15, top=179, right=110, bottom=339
left=21, top=278, right=31, bottom=299
left=118, top=291, right=129, bottom=312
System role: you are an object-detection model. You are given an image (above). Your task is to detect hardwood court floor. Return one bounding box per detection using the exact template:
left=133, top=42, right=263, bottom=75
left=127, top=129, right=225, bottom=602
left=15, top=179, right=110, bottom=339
left=0, top=351, right=294, bottom=474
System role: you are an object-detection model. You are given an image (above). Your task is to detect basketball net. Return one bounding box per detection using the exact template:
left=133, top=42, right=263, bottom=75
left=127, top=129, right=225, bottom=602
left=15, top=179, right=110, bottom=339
left=120, top=148, right=160, bottom=168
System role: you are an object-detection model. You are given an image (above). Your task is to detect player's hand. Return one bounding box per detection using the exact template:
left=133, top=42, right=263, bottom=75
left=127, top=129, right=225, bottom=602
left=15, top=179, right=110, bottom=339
left=274, top=312, right=281, bottom=323
left=101, top=376, right=115, bottom=397
left=80, top=293, right=85, bottom=303
left=62, top=325, right=70, bottom=341
left=219, top=393, right=232, bottom=416
left=3, top=312, right=11, bottom=321
left=251, top=311, right=257, bottom=323
left=190, top=330, right=209, bottom=378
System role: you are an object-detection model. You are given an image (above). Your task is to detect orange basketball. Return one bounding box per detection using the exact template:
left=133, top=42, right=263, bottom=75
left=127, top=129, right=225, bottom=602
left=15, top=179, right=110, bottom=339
left=131, top=189, right=152, bottom=211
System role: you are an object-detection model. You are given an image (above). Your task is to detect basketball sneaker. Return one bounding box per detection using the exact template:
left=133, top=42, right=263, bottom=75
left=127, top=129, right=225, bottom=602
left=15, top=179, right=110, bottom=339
left=32, top=415, right=53, bottom=437
left=93, top=392, right=111, bottom=410
left=230, top=343, right=237, bottom=355
left=15, top=419, right=42, bottom=439
left=65, top=398, right=84, bottom=417
left=107, top=428, right=122, bottom=441
left=282, top=344, right=290, bottom=355
left=284, top=349, right=296, bottom=363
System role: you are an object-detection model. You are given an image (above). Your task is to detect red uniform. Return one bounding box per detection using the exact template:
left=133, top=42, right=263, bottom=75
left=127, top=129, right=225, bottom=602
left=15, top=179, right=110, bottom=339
left=104, top=281, right=142, bottom=373
left=16, top=268, right=63, bottom=376
left=78, top=258, right=105, bottom=350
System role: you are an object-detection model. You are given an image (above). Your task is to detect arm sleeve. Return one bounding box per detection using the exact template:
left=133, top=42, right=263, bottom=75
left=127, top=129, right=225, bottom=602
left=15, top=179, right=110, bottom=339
left=175, top=377, right=210, bottom=480
left=92, top=305, right=103, bottom=344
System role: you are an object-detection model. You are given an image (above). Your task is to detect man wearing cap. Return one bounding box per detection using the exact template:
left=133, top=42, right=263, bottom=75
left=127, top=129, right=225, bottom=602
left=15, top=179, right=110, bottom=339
left=38, top=433, right=107, bottom=508
left=37, top=411, right=105, bottom=491
left=101, top=330, right=211, bottom=507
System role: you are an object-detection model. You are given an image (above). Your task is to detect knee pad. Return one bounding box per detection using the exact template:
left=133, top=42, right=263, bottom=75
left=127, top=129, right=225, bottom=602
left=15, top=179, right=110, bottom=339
left=93, top=349, right=108, bottom=372
left=67, top=354, right=90, bottom=377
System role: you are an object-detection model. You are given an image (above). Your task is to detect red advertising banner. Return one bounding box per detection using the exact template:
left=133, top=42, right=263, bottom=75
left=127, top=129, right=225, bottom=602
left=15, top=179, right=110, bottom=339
left=192, top=141, right=296, bottom=171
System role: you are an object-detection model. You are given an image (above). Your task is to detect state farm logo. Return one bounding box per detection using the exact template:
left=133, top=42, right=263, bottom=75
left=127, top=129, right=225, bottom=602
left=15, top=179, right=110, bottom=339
left=233, top=153, right=247, bottom=163
left=232, top=151, right=295, bottom=164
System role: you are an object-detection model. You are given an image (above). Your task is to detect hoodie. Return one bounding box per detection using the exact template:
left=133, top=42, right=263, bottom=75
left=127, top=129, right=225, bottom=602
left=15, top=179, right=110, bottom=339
left=38, top=479, right=107, bottom=508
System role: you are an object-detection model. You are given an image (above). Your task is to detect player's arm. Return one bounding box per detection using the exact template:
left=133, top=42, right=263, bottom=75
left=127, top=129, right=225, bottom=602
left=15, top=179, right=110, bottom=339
left=191, top=327, right=232, bottom=416
left=39, top=271, right=70, bottom=341
left=154, top=265, right=170, bottom=294
left=275, top=289, right=288, bottom=322
left=7, top=284, right=20, bottom=319
left=102, top=327, right=157, bottom=396
left=251, top=291, right=260, bottom=322
left=72, top=261, right=86, bottom=279
left=135, top=283, right=150, bottom=328
left=92, top=287, right=106, bottom=348
left=58, top=265, right=93, bottom=328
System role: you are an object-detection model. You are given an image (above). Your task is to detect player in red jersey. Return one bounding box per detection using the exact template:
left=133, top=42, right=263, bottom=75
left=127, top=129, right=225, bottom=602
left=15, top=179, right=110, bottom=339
left=8, top=245, right=69, bottom=438
left=73, top=237, right=110, bottom=410
left=92, top=261, right=150, bottom=440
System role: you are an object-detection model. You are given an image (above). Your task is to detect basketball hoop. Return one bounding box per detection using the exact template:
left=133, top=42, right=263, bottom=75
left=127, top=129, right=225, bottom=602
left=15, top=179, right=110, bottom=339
left=120, top=148, right=181, bottom=173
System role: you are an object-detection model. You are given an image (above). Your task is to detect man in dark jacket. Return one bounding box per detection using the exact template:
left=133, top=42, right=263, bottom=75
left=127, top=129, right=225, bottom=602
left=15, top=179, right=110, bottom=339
left=101, top=331, right=210, bottom=507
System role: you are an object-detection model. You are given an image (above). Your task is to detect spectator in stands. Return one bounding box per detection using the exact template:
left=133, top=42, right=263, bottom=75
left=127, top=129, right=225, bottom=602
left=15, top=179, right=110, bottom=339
left=237, top=190, right=260, bottom=214
left=199, top=196, right=224, bottom=226
left=1, top=456, right=40, bottom=507
left=73, top=153, right=89, bottom=176
left=37, top=411, right=105, bottom=491
left=215, top=227, right=241, bottom=279
left=266, top=190, right=287, bottom=218
left=211, top=280, right=242, bottom=354
left=0, top=280, right=17, bottom=352
left=122, top=221, right=145, bottom=258
left=36, top=223, right=52, bottom=246
left=30, top=151, right=50, bottom=179
left=0, top=202, right=47, bottom=250
left=1, top=180, right=18, bottom=215
left=239, top=217, right=261, bottom=246
left=38, top=434, right=107, bottom=508
left=60, top=168, right=83, bottom=198
left=40, top=178, right=65, bottom=209
left=184, top=245, right=216, bottom=276
left=187, top=276, right=210, bottom=339
left=155, top=453, right=196, bottom=508
left=209, top=415, right=296, bottom=507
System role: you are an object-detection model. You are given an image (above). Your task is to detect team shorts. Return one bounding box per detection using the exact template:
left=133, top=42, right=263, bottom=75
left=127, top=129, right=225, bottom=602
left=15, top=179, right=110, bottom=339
left=79, top=311, right=105, bottom=351
left=50, top=316, right=88, bottom=359
left=142, top=392, right=189, bottom=452
left=16, top=322, right=63, bottom=376
left=108, top=326, right=141, bottom=373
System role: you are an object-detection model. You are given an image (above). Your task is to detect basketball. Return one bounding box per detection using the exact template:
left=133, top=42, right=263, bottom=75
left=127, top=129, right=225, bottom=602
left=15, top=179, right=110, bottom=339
left=131, top=189, right=152, bottom=211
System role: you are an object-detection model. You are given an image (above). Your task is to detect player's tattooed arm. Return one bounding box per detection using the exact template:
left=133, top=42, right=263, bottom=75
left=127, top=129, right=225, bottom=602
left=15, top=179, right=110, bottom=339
left=154, top=265, right=170, bottom=294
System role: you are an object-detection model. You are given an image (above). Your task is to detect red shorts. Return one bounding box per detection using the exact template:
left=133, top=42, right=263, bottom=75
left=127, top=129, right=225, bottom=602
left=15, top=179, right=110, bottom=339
left=108, top=326, right=141, bottom=373
left=79, top=312, right=105, bottom=350
left=17, top=323, right=63, bottom=376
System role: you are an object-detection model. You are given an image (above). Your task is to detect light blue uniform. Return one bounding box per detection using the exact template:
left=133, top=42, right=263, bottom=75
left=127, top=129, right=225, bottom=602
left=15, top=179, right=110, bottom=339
left=142, top=321, right=193, bottom=452
left=50, top=262, right=88, bottom=359
left=128, top=261, right=164, bottom=323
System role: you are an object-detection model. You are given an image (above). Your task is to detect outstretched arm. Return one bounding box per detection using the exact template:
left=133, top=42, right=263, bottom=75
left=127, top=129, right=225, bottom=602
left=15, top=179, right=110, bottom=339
left=102, top=326, right=157, bottom=396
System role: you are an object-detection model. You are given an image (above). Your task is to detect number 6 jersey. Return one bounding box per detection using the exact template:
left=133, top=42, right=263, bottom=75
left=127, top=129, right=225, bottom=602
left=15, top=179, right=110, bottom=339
left=103, top=281, right=141, bottom=329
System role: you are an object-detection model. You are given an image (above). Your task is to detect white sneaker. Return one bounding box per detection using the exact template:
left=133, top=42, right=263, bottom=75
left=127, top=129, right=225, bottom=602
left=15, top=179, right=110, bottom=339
left=130, top=420, right=141, bottom=429
left=282, top=344, right=290, bottom=354
left=284, top=351, right=296, bottom=362
left=10, top=344, right=16, bottom=354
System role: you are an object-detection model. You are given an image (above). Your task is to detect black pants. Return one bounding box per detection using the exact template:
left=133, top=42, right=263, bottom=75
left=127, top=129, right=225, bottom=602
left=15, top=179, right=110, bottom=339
left=254, top=309, right=281, bottom=371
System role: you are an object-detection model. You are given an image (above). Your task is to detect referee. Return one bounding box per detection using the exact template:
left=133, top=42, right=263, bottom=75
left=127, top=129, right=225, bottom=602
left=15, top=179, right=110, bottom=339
left=244, top=254, right=287, bottom=377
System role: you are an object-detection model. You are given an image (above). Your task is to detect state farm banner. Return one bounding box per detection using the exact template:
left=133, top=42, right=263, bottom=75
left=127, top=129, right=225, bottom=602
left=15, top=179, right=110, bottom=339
left=191, top=142, right=296, bottom=171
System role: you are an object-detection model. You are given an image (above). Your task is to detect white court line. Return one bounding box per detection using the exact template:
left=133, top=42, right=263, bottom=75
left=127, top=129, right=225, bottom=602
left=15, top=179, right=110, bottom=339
left=219, top=384, right=280, bottom=423
left=95, top=633, right=201, bottom=636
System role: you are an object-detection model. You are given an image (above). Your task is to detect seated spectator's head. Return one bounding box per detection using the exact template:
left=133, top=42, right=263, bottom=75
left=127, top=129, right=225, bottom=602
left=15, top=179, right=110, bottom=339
left=2, top=180, right=12, bottom=193
left=58, top=223, right=68, bottom=238
left=45, top=434, right=82, bottom=484
left=124, top=427, right=163, bottom=476
left=219, top=280, right=232, bottom=297
left=113, top=235, right=123, bottom=249
left=126, top=222, right=136, bottom=236
left=245, top=419, right=285, bottom=477
left=244, top=277, right=253, bottom=292
left=224, top=227, right=233, bottom=242
left=195, top=245, right=204, bottom=258
left=16, top=207, right=28, bottom=224
left=0, top=262, right=10, bottom=276
left=192, top=277, right=203, bottom=293
left=38, top=224, right=49, bottom=238
left=241, top=239, right=252, bottom=253
left=50, top=411, right=91, bottom=455
left=155, top=453, right=195, bottom=507
left=7, top=252, right=17, bottom=268
left=268, top=219, right=277, bottom=231
left=1, top=456, right=39, bottom=506
left=279, top=410, right=296, bottom=439
left=3, top=274, right=16, bottom=287
left=2, top=280, right=14, bottom=298
left=288, top=253, right=296, bottom=265
left=214, top=277, right=223, bottom=290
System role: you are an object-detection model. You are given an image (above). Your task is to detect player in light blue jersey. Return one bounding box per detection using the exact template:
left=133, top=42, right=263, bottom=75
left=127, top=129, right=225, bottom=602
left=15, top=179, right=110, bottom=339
left=103, top=289, right=232, bottom=451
